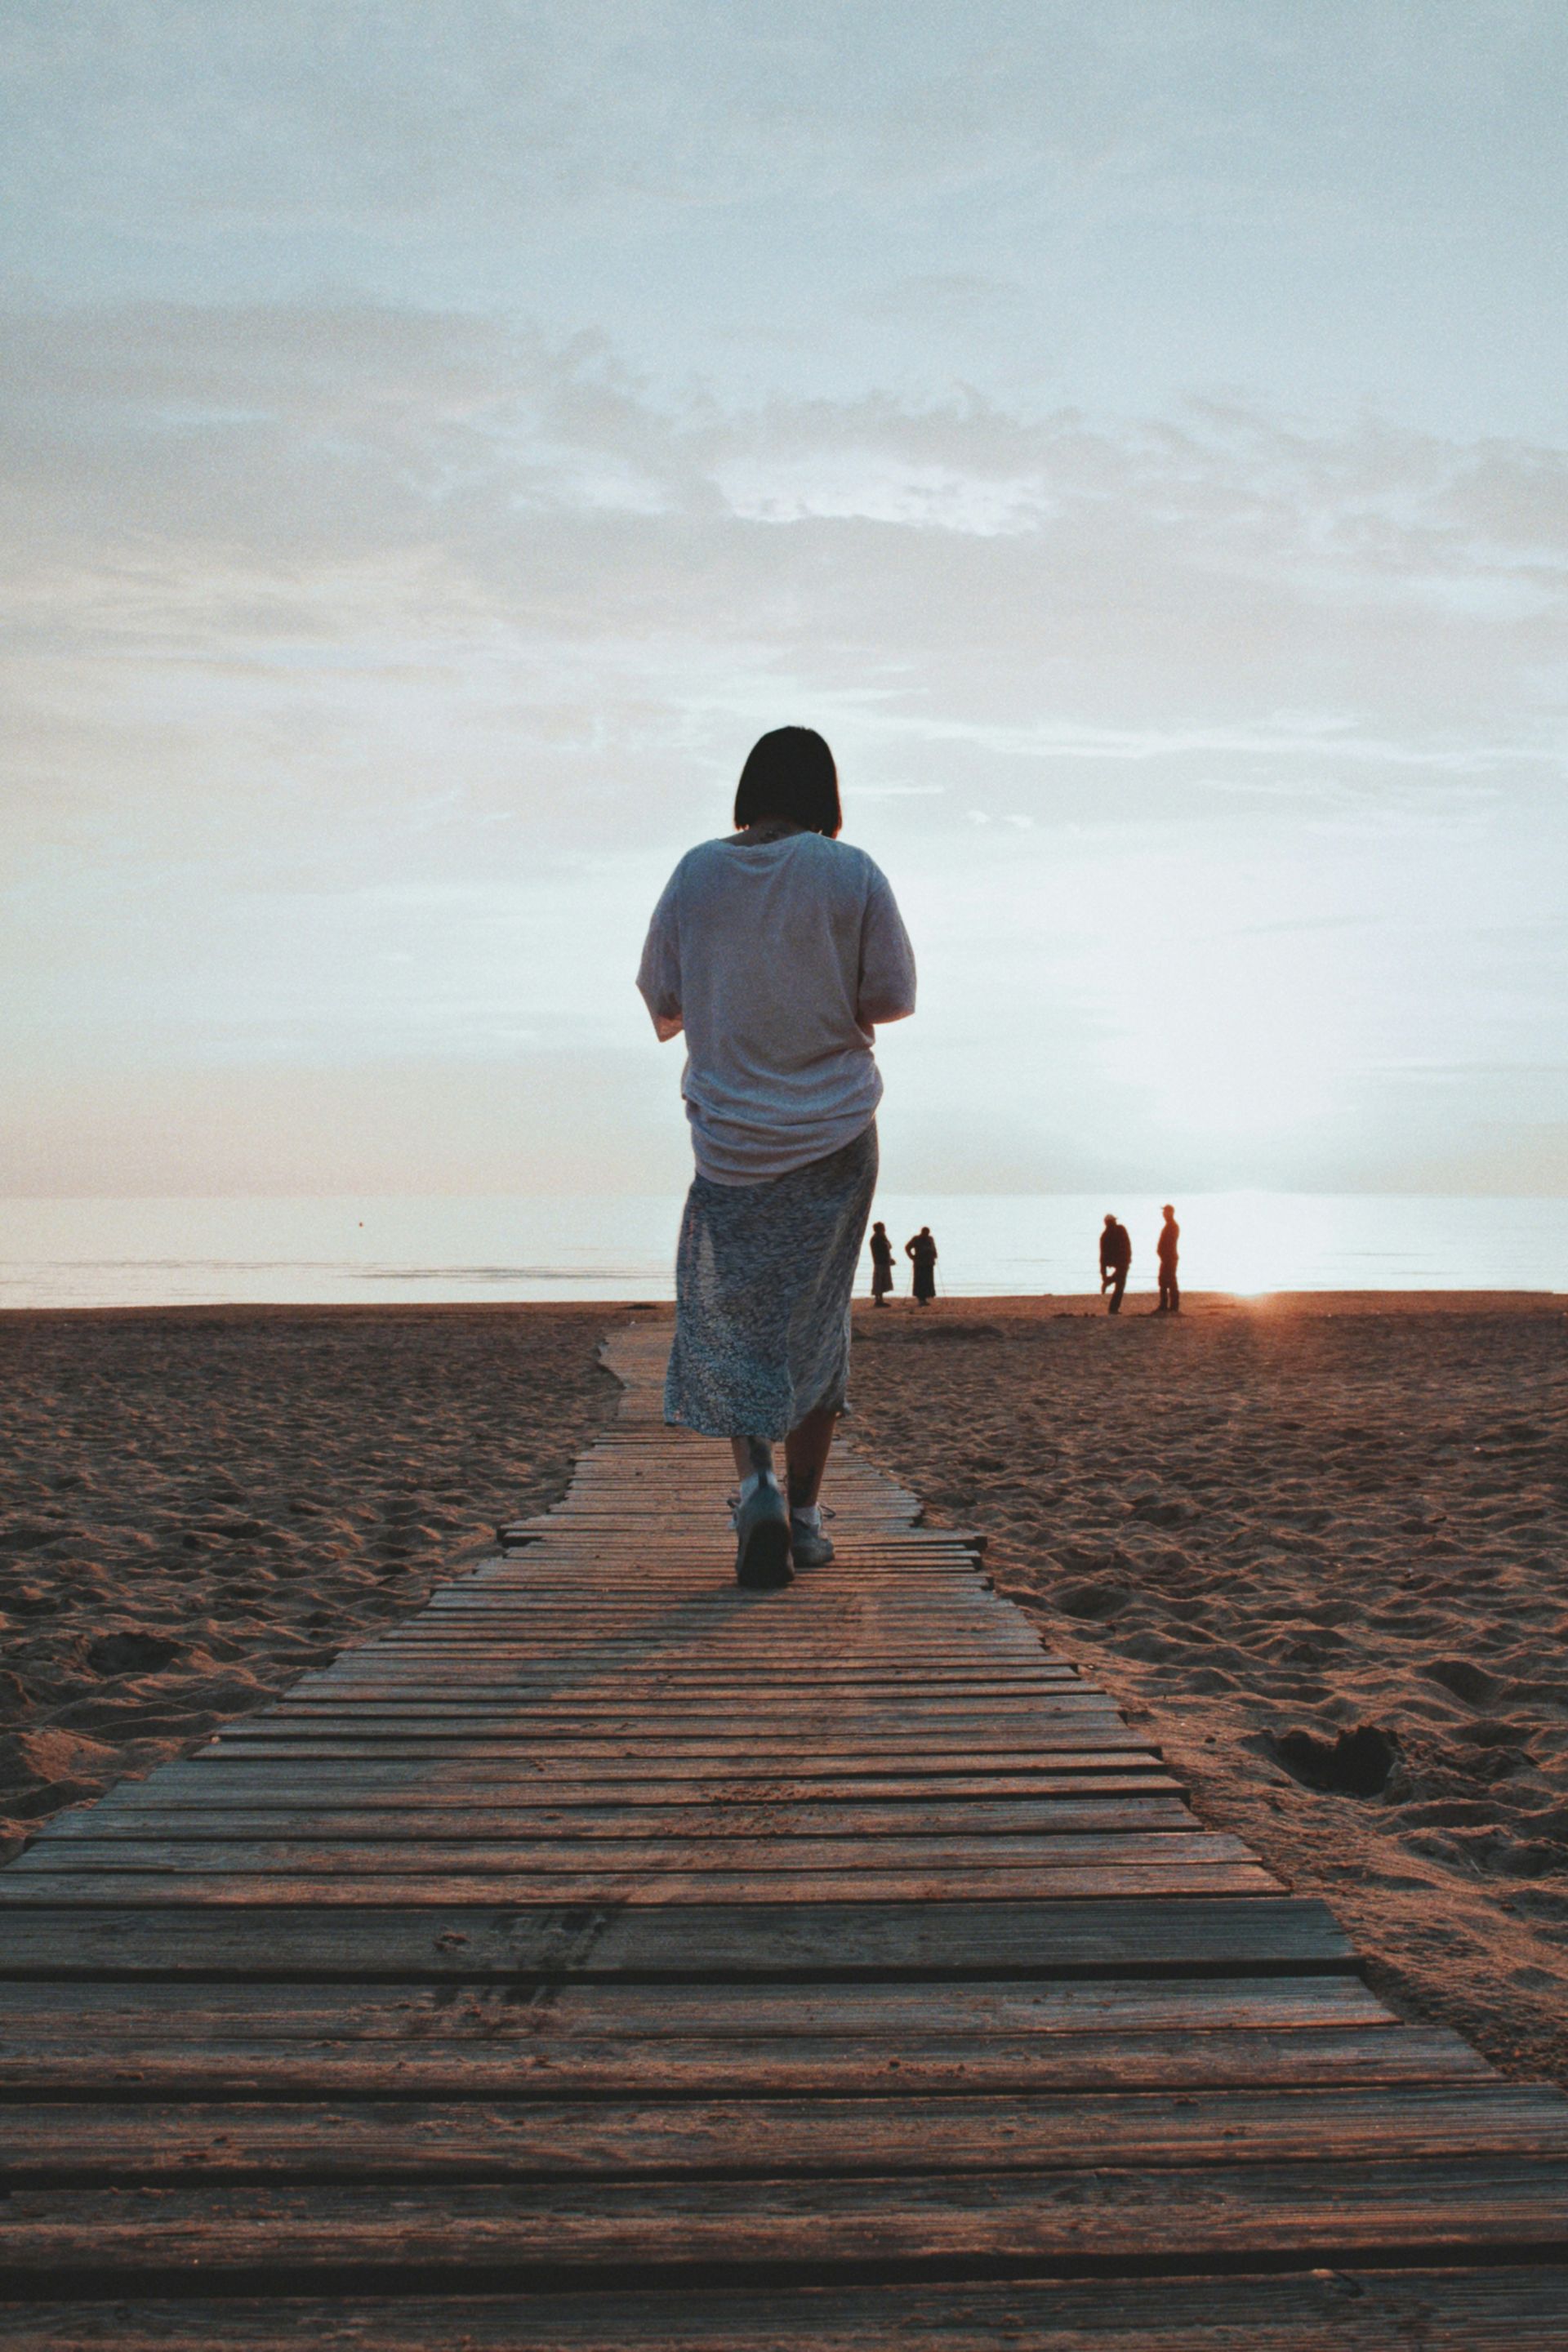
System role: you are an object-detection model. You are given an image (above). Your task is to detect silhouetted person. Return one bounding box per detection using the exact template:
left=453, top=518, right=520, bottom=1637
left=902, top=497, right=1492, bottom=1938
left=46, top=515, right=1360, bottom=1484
left=1099, top=1214, right=1131, bottom=1313
left=869, top=1220, right=894, bottom=1307
left=906, top=1225, right=938, bottom=1305
left=1156, top=1204, right=1180, bottom=1313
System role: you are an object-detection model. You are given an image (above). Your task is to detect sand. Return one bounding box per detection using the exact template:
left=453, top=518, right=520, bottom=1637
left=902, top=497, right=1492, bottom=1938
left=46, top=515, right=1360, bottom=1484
left=0, top=1305, right=620, bottom=1861
left=849, top=1291, right=1568, bottom=2087
left=4, top=1290, right=1566, bottom=2092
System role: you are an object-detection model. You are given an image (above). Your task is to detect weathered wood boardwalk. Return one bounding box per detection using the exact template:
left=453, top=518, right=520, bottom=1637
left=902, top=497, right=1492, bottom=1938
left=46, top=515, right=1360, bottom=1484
left=2, top=1317, right=1566, bottom=2346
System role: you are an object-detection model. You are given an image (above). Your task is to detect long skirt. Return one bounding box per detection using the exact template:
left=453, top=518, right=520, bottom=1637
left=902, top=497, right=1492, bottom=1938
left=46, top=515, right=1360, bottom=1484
left=665, top=1121, right=878, bottom=1440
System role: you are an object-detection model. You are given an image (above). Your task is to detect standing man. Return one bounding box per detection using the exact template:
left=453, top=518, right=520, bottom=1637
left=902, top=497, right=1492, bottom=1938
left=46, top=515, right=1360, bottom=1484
left=905, top=1225, right=938, bottom=1306
left=1098, top=1213, right=1131, bottom=1313
left=1156, top=1204, right=1180, bottom=1313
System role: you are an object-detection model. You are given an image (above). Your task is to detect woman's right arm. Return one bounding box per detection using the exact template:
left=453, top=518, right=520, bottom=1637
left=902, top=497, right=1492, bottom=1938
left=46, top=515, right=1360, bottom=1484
left=636, top=871, right=684, bottom=1041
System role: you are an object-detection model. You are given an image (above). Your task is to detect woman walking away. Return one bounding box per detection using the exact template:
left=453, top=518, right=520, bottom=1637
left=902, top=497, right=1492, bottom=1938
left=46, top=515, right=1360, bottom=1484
left=869, top=1220, right=894, bottom=1307
left=906, top=1225, right=938, bottom=1305
left=638, top=728, right=918, bottom=1589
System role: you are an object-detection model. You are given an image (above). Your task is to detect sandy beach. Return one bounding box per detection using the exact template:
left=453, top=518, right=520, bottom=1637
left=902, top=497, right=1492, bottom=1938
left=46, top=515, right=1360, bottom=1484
left=851, top=1292, right=1568, bottom=2087
left=0, top=1305, right=619, bottom=1863
left=3, top=1290, right=1565, bottom=2094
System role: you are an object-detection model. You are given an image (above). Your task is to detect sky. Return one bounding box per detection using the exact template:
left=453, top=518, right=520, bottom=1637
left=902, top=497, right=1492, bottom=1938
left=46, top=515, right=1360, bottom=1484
left=3, top=0, right=1566, bottom=1199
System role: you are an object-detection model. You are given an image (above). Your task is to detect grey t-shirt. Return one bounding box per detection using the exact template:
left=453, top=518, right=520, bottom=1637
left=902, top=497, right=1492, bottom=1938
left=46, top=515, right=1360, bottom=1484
left=636, top=832, right=917, bottom=1183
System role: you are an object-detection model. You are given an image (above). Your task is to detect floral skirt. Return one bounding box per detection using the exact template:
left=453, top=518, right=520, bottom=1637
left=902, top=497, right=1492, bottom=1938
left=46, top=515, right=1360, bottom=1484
left=665, top=1122, right=878, bottom=1440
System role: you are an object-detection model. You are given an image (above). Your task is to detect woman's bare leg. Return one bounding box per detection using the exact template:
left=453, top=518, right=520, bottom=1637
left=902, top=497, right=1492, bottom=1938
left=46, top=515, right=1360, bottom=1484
left=730, top=1414, right=838, bottom=1503
left=784, top=1406, right=838, bottom=1512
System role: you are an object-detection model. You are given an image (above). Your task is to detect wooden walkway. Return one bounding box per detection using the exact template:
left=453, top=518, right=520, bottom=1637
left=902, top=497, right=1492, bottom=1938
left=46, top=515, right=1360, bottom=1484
left=2, top=1317, right=1566, bottom=2345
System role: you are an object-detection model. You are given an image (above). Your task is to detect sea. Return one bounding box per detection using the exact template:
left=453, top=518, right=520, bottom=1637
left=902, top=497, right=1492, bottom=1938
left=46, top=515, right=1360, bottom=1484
left=2, top=1194, right=1565, bottom=1310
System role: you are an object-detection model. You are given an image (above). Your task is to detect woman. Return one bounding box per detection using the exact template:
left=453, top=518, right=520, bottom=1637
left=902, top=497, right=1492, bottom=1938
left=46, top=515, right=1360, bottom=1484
left=637, top=728, right=917, bottom=1589
left=869, top=1220, right=895, bottom=1307
left=906, top=1225, right=938, bottom=1305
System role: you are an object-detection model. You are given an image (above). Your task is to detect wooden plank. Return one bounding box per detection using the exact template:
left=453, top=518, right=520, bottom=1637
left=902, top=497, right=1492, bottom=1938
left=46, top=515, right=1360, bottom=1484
left=506, top=1512, right=943, bottom=1526
left=8, top=1833, right=1258, bottom=1875
left=31, top=1799, right=1197, bottom=1840
left=434, top=1598, right=991, bottom=1610
left=481, top=1554, right=974, bottom=1568
left=304, top=1659, right=1076, bottom=1677
left=5, top=2269, right=1565, bottom=2350
left=295, top=1637, right=1043, bottom=1657
left=4, top=2158, right=1568, bottom=2282
left=381, top=1598, right=1018, bottom=1614
left=335, top=1632, right=1050, bottom=1652
left=0, top=2025, right=1489, bottom=2099
left=0, top=1861, right=1288, bottom=1905
left=246, top=1704, right=1122, bottom=1731
left=329, top=1648, right=1051, bottom=1664
left=9, top=2083, right=1564, bottom=2187
left=341, top=1649, right=1068, bottom=1668
left=307, top=1647, right=1063, bottom=1661
left=309, top=1666, right=1069, bottom=1684
left=194, top=1731, right=1149, bottom=1758
left=298, top=1679, right=1085, bottom=1699
left=345, top=1633, right=1042, bottom=1650
left=204, top=1708, right=1140, bottom=1732
left=348, top=1629, right=1045, bottom=1650
left=80, top=1764, right=1177, bottom=1802
left=0, top=1896, right=1353, bottom=1978
left=288, top=1694, right=1092, bottom=1712
left=67, top=1768, right=1183, bottom=1809
left=0, top=1970, right=1389, bottom=2040
left=194, top=1736, right=1152, bottom=1762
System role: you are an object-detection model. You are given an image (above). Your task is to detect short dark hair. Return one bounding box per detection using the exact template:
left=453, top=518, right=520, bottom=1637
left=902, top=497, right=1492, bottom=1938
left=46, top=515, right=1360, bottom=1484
left=733, top=727, right=841, bottom=837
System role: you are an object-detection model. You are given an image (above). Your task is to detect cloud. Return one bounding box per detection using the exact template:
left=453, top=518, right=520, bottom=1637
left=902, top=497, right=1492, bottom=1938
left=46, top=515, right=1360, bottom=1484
left=6, top=300, right=1565, bottom=707
left=2, top=292, right=1565, bottom=1196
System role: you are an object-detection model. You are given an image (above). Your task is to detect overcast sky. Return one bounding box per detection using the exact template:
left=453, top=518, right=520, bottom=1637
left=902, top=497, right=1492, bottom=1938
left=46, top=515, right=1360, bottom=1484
left=4, top=1, right=1566, bottom=1198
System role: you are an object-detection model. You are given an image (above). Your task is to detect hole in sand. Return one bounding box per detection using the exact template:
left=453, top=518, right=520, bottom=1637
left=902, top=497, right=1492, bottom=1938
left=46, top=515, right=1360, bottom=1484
left=1055, top=1579, right=1131, bottom=1621
left=1270, top=1722, right=1400, bottom=1798
left=86, top=1632, right=181, bottom=1677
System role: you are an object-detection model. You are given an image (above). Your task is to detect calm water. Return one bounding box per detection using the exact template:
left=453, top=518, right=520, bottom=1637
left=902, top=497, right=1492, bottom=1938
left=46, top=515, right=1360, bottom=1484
left=2, top=1193, right=1565, bottom=1309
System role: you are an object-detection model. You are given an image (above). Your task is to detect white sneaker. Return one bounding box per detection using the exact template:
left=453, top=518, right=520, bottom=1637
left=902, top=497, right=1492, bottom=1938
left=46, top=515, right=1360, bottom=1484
left=789, top=1511, right=835, bottom=1568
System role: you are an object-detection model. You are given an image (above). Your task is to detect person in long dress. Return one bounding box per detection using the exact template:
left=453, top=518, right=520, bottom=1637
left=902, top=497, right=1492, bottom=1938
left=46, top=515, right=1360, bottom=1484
left=637, top=727, right=917, bottom=1588
left=868, top=1220, right=895, bottom=1306
left=906, top=1225, right=938, bottom=1305
left=1156, top=1205, right=1180, bottom=1313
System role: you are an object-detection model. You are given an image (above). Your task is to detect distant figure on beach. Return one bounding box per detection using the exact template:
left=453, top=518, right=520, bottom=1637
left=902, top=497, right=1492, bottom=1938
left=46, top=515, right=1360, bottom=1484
left=1099, top=1214, right=1131, bottom=1313
left=906, top=1226, right=938, bottom=1305
left=638, top=726, right=917, bottom=1589
left=1156, top=1204, right=1180, bottom=1313
left=869, top=1220, right=894, bottom=1307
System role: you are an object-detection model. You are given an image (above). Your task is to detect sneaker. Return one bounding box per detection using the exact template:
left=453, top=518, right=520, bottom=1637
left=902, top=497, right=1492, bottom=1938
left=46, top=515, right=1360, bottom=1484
left=789, top=1513, right=835, bottom=1568
left=733, top=1476, right=792, bottom=1590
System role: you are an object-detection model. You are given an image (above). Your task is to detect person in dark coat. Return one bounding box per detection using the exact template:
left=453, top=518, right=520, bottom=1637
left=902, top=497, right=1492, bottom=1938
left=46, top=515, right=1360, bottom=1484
left=905, top=1226, right=938, bottom=1304
left=1098, top=1214, right=1131, bottom=1314
left=869, top=1220, right=894, bottom=1306
left=1156, top=1205, right=1180, bottom=1313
